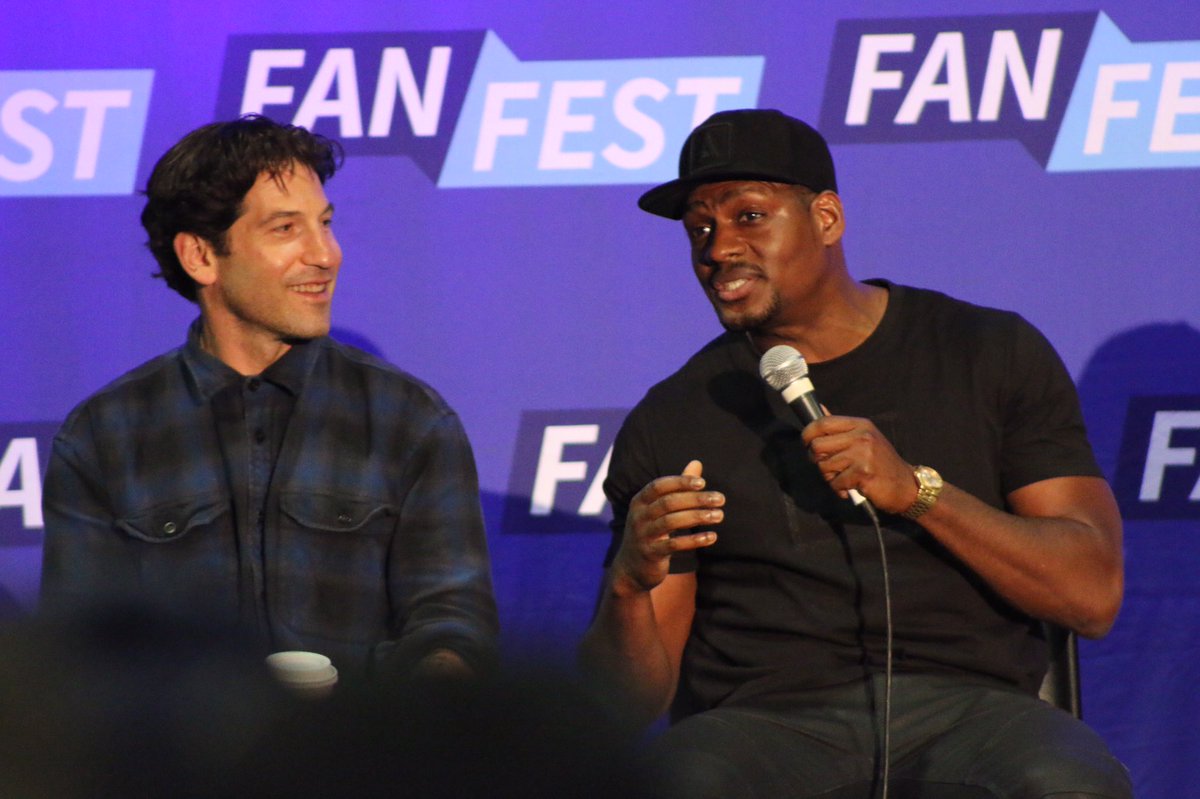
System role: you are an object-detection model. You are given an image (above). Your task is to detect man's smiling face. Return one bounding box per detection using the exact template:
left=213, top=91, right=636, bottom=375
left=203, top=164, right=341, bottom=350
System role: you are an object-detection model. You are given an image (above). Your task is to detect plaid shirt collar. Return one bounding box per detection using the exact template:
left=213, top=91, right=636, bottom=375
left=180, top=316, right=319, bottom=403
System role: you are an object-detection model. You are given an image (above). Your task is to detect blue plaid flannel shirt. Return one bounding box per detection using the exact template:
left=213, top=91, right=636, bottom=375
left=41, top=320, right=498, bottom=677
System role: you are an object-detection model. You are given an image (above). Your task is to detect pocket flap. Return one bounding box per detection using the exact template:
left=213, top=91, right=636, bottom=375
left=117, top=496, right=226, bottom=543
left=280, top=492, right=393, bottom=533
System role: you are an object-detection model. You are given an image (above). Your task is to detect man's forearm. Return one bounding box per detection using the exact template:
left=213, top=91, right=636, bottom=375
left=580, top=580, right=678, bottom=724
left=916, top=479, right=1123, bottom=638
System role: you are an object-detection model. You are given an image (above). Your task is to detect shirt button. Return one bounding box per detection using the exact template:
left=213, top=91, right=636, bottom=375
left=163, top=521, right=178, bottom=535
left=254, top=428, right=267, bottom=444
left=247, top=378, right=261, bottom=391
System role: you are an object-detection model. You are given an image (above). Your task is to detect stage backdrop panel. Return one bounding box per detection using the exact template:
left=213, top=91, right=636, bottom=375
left=3, top=3, right=1198, bottom=796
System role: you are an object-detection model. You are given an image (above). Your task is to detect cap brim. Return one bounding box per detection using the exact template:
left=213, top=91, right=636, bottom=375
left=637, top=179, right=696, bottom=220
left=637, top=171, right=804, bottom=220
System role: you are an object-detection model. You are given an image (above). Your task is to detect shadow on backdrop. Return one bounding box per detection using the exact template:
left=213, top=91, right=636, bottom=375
left=330, top=326, right=387, bottom=359
left=1076, top=321, right=1200, bottom=479
left=1075, top=321, right=1200, bottom=799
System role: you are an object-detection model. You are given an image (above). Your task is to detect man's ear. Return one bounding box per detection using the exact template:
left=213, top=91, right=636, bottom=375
left=174, top=232, right=219, bottom=288
left=811, top=192, right=846, bottom=246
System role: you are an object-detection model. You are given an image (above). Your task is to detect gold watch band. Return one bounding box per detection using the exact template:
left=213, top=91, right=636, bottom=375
left=901, top=465, right=943, bottom=520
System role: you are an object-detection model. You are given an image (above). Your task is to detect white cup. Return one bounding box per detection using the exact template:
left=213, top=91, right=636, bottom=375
left=266, top=651, right=338, bottom=698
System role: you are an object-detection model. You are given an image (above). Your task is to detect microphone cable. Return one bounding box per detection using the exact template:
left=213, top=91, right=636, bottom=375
left=859, top=499, right=892, bottom=799
left=757, top=343, right=894, bottom=798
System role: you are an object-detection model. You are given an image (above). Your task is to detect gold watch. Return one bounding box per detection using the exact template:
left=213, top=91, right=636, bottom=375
left=901, top=465, right=943, bottom=520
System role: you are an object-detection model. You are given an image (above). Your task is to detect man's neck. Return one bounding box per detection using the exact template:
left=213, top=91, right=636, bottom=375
left=199, top=316, right=292, bottom=376
left=748, top=279, right=888, bottom=364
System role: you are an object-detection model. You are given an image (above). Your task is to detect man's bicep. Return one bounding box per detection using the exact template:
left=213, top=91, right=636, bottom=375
left=1007, top=475, right=1122, bottom=545
left=1000, top=317, right=1103, bottom=490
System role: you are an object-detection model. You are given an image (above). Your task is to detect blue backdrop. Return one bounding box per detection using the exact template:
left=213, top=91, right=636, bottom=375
left=2, top=3, right=1197, bottom=796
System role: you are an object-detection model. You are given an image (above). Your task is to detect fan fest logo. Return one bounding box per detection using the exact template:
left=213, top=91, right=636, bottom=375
left=819, top=11, right=1200, bottom=172
left=215, top=31, right=763, bottom=187
left=6, top=13, right=1198, bottom=196
left=0, top=423, right=55, bottom=546
left=212, top=12, right=1200, bottom=186
left=1114, top=396, right=1200, bottom=520
left=0, top=70, right=152, bottom=196
left=501, top=410, right=627, bottom=535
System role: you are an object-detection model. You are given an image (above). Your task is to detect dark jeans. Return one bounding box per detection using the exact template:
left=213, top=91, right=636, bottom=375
left=645, top=673, right=1132, bottom=799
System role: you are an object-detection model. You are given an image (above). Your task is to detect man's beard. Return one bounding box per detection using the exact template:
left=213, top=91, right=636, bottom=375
left=713, top=285, right=782, bottom=334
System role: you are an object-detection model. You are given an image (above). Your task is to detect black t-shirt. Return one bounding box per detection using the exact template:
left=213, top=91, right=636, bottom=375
left=604, top=281, right=1102, bottom=718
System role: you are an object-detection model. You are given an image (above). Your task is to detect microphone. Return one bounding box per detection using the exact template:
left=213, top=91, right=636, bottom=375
left=759, top=344, right=868, bottom=507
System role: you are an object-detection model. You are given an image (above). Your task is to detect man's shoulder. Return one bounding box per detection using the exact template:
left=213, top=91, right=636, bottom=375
left=886, top=282, right=1069, bottom=392
left=63, top=347, right=188, bottom=420
left=889, top=282, right=1029, bottom=344
left=639, top=330, right=745, bottom=403
left=894, top=282, right=1020, bottom=324
left=315, top=337, right=456, bottom=418
left=616, top=332, right=752, bottom=437
left=49, top=345, right=191, bottom=458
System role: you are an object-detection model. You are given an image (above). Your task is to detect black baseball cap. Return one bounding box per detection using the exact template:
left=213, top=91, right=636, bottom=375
left=637, top=109, right=838, bottom=219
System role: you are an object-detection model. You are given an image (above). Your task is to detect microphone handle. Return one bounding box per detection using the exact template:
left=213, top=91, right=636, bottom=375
left=787, top=392, right=825, bottom=424
left=781, top=379, right=868, bottom=507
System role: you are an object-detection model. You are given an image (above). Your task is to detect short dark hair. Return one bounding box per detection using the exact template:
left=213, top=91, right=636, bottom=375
left=141, top=115, right=343, bottom=302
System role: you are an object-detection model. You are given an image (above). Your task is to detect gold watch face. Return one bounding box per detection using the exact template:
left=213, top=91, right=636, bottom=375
left=915, top=465, right=943, bottom=489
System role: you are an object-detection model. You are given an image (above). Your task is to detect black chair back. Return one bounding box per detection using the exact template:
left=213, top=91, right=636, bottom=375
left=1037, top=622, right=1081, bottom=718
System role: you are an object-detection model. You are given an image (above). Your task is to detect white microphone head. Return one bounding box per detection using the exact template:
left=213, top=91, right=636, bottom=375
left=759, top=345, right=809, bottom=391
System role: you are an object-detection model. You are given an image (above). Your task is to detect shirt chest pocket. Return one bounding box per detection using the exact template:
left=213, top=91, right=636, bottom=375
left=273, top=491, right=397, bottom=642
left=114, top=496, right=238, bottom=616
left=117, top=496, right=227, bottom=543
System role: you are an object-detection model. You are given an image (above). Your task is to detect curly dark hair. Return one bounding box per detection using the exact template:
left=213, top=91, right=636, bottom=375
left=141, top=115, right=344, bottom=302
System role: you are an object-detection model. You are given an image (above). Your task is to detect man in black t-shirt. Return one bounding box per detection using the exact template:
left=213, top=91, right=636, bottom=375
left=580, top=110, right=1132, bottom=799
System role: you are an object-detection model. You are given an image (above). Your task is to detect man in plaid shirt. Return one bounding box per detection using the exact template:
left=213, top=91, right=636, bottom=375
left=40, top=116, right=498, bottom=681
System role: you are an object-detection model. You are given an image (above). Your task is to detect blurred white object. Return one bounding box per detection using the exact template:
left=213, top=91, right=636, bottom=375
left=266, top=651, right=338, bottom=698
